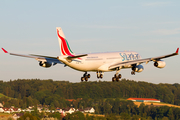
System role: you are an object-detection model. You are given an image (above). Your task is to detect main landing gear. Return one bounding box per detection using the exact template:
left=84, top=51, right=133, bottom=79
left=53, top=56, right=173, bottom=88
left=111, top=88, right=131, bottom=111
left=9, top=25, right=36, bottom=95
left=81, top=72, right=90, bottom=82
left=112, top=67, right=122, bottom=82
left=97, top=71, right=104, bottom=79
left=112, top=74, right=122, bottom=82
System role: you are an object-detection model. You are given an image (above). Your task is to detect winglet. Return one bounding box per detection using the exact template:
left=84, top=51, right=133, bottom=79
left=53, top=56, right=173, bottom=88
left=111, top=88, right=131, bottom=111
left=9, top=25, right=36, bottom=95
left=176, top=48, right=179, bottom=54
left=1, top=48, right=8, bottom=53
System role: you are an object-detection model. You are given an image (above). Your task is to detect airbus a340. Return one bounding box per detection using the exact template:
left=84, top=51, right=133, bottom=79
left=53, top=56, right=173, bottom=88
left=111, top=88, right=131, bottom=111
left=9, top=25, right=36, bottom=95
left=2, top=27, right=179, bottom=82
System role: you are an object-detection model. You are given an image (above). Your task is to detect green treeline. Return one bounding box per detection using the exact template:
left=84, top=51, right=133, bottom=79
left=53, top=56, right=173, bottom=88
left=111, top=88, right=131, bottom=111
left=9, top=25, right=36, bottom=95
left=0, top=79, right=180, bottom=106
left=0, top=79, right=180, bottom=119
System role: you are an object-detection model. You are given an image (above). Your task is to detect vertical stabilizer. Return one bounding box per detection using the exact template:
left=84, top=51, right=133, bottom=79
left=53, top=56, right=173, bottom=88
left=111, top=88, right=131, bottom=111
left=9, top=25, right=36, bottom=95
left=56, top=27, right=74, bottom=56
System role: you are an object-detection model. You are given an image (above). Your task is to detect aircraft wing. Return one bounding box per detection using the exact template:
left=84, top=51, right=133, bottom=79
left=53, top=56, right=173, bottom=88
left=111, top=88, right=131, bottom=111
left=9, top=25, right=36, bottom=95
left=1, top=48, right=63, bottom=64
left=109, top=48, right=179, bottom=70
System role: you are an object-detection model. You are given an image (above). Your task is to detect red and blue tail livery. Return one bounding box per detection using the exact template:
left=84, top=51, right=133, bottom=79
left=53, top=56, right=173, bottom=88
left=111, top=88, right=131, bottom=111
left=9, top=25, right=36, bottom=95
left=57, top=27, right=74, bottom=56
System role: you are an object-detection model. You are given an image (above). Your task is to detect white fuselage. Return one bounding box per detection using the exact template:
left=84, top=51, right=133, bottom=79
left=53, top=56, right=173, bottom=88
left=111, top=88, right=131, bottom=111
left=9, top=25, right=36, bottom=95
left=58, top=51, right=141, bottom=72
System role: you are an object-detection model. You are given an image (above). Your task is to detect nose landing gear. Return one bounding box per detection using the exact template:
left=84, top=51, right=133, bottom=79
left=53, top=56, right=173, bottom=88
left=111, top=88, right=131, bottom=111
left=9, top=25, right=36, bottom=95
left=131, top=70, right=135, bottom=75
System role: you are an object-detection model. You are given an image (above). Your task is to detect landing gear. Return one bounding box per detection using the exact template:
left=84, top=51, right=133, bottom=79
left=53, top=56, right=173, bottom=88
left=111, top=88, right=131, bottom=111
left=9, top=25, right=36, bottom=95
left=112, top=74, right=122, bottom=82
left=81, top=72, right=90, bottom=82
left=131, top=66, right=136, bottom=75
left=112, top=67, right=122, bottom=82
left=97, top=72, right=104, bottom=79
left=131, top=70, right=135, bottom=75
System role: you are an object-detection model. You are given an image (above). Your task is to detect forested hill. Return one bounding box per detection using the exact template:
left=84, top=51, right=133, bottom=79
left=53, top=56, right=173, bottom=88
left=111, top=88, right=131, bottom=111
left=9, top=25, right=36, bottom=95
left=0, top=79, right=180, bottom=107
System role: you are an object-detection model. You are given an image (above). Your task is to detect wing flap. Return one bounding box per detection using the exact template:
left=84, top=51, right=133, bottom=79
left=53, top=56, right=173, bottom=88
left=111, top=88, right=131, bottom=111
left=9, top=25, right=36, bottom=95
left=109, top=58, right=151, bottom=69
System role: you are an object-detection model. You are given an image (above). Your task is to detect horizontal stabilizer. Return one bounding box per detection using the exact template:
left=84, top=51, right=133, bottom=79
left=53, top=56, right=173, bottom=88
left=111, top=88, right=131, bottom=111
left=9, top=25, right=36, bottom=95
left=67, top=54, right=88, bottom=59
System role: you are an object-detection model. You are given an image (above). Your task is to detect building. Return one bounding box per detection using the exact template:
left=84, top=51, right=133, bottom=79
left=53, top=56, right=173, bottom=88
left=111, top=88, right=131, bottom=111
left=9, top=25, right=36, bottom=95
left=63, top=107, right=75, bottom=114
left=12, top=113, right=24, bottom=120
left=84, top=107, right=95, bottom=113
left=127, top=98, right=160, bottom=103
left=0, top=103, right=3, bottom=108
left=76, top=108, right=84, bottom=113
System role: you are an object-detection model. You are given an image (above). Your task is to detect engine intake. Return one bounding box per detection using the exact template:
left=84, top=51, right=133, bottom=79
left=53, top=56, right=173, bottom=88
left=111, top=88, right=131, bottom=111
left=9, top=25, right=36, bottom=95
left=132, top=65, right=144, bottom=72
left=154, top=60, right=166, bottom=68
left=39, top=61, right=52, bottom=68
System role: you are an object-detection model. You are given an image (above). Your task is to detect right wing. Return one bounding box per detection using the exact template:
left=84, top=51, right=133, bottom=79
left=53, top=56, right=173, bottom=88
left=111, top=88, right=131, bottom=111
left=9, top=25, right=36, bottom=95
left=109, top=48, right=179, bottom=70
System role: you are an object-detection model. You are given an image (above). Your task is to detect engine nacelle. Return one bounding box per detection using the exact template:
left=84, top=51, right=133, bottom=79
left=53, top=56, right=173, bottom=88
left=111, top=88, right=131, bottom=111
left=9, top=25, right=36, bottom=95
left=39, top=61, right=52, bottom=68
left=132, top=65, right=144, bottom=72
left=154, top=60, right=166, bottom=68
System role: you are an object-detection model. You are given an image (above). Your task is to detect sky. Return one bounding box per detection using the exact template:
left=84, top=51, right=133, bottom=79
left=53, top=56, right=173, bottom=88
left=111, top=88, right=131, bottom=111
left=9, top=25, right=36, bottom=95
left=0, top=0, right=180, bottom=84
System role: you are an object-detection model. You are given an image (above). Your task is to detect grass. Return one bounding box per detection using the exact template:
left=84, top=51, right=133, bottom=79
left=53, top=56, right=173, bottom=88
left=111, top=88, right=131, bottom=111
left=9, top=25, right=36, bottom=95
left=133, top=101, right=180, bottom=108
left=0, top=93, right=5, bottom=97
left=0, top=112, right=13, bottom=118
left=0, top=93, right=19, bottom=100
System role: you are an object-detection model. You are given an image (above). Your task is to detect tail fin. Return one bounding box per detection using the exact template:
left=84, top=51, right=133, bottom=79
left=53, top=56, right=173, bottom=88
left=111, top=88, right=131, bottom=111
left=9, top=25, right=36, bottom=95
left=56, top=27, right=74, bottom=56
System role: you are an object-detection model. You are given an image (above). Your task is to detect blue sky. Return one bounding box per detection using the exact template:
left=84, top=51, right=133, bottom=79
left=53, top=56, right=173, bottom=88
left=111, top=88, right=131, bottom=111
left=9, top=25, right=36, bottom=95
left=0, top=0, right=180, bottom=83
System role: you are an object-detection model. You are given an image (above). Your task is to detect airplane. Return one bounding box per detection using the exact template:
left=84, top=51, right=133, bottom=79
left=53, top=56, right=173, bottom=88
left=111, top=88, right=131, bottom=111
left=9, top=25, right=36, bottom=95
left=1, top=27, right=179, bottom=82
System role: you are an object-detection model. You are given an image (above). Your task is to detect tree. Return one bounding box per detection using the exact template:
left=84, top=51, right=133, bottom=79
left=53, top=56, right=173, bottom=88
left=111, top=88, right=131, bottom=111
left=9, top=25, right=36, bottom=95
left=167, top=108, right=174, bottom=120
left=120, top=112, right=131, bottom=120
left=48, top=112, right=62, bottom=120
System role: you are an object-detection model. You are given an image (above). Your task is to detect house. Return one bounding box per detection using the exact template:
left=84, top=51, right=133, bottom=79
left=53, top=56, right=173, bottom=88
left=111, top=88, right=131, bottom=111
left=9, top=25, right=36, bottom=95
left=63, top=107, right=75, bottom=114
left=3, top=108, right=12, bottom=113
left=10, top=108, right=21, bottom=112
left=66, top=99, right=76, bottom=102
left=127, top=98, right=160, bottom=103
left=12, top=113, right=24, bottom=120
left=84, top=107, right=95, bottom=113
left=0, top=108, right=4, bottom=112
left=37, top=107, right=43, bottom=113
left=0, top=107, right=21, bottom=113
left=56, top=108, right=63, bottom=113
left=28, top=106, right=34, bottom=109
left=76, top=108, right=84, bottom=113
left=24, top=108, right=33, bottom=112
left=0, top=103, right=3, bottom=108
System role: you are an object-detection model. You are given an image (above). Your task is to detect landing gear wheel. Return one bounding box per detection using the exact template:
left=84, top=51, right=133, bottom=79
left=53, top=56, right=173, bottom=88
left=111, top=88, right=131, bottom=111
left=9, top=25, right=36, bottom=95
left=118, top=74, right=122, bottom=78
left=81, top=77, right=84, bottom=82
left=100, top=74, right=103, bottom=79
left=112, top=77, right=116, bottom=82
left=116, top=77, right=119, bottom=82
left=85, top=77, right=88, bottom=81
left=81, top=72, right=91, bottom=82
left=87, top=74, right=90, bottom=78
left=131, top=71, right=135, bottom=75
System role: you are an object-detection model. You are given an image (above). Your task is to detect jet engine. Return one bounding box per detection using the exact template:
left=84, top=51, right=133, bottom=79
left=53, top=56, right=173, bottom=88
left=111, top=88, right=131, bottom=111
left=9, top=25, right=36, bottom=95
left=154, top=60, right=166, bottom=68
left=132, top=65, right=144, bottom=72
left=39, top=61, right=52, bottom=68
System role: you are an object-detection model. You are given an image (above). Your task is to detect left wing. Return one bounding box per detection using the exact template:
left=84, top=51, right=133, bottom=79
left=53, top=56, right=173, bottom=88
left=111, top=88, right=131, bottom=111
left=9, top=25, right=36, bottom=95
left=109, top=48, right=179, bottom=70
left=1, top=48, right=63, bottom=65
